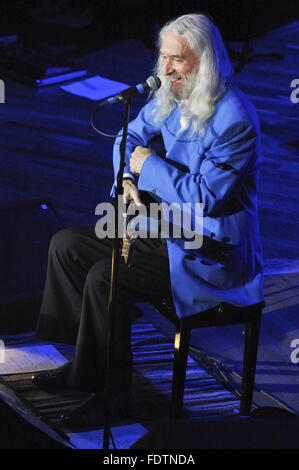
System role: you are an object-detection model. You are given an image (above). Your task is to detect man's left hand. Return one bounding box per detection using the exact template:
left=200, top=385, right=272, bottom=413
left=130, top=146, right=152, bottom=175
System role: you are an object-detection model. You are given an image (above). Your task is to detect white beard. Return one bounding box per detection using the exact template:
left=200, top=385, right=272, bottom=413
left=161, top=69, right=198, bottom=101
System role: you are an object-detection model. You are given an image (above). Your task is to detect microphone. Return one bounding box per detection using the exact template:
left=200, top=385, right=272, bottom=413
left=99, top=76, right=161, bottom=106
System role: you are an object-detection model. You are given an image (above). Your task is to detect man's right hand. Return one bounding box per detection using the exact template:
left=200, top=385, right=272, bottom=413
left=122, top=179, right=142, bottom=206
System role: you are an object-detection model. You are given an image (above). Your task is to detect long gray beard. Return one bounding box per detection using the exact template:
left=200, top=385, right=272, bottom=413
left=162, top=70, right=197, bottom=101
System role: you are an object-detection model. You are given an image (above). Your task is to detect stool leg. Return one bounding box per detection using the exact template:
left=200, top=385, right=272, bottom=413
left=240, top=311, right=261, bottom=415
left=171, top=322, right=190, bottom=418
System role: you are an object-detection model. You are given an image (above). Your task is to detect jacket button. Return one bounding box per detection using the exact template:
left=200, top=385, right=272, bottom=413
left=217, top=304, right=224, bottom=313
left=185, top=255, right=196, bottom=260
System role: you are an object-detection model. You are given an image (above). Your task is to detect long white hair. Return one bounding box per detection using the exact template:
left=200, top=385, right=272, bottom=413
left=152, top=13, right=233, bottom=135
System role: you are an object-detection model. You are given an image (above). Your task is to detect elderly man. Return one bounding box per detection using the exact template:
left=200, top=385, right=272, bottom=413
left=33, top=13, right=264, bottom=425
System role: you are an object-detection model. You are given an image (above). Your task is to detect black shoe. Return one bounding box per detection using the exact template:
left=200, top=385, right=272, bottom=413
left=31, top=362, right=72, bottom=389
left=60, top=390, right=136, bottom=428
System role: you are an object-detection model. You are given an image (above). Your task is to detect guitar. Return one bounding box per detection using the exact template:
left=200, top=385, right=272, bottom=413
left=121, top=221, right=137, bottom=267
left=121, top=190, right=161, bottom=267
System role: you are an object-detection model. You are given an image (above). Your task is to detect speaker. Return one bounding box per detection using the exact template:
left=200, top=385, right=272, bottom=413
left=0, top=200, right=62, bottom=333
left=132, top=409, right=299, bottom=449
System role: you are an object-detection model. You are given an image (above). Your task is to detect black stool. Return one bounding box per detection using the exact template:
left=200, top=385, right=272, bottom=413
left=151, top=299, right=264, bottom=418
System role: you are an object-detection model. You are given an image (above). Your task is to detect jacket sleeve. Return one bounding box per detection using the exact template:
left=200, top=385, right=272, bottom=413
left=112, top=99, right=162, bottom=185
left=138, top=120, right=259, bottom=216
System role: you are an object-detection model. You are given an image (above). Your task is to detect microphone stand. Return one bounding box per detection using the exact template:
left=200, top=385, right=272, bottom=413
left=103, top=96, right=131, bottom=449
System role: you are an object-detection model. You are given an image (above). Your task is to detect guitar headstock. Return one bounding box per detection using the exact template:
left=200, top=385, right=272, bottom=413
left=121, top=232, right=136, bottom=267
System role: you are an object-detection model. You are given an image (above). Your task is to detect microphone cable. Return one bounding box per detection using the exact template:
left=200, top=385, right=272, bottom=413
left=90, top=102, right=121, bottom=138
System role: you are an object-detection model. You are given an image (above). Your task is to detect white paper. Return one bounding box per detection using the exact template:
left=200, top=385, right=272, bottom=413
left=60, top=75, right=129, bottom=101
left=0, top=344, right=68, bottom=375
left=68, top=423, right=148, bottom=449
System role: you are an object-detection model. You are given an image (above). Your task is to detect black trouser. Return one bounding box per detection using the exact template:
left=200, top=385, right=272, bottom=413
left=35, top=226, right=172, bottom=393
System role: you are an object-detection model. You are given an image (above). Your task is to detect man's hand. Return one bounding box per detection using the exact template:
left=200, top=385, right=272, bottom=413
left=122, top=179, right=142, bottom=206
left=130, top=146, right=152, bottom=175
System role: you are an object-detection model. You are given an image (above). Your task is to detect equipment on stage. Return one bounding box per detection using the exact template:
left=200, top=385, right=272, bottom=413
left=0, top=40, right=87, bottom=87
left=0, top=381, right=70, bottom=449
left=92, top=75, right=161, bottom=449
left=98, top=76, right=161, bottom=107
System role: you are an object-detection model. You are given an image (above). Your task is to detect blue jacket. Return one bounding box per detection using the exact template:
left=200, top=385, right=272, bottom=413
left=112, top=84, right=264, bottom=318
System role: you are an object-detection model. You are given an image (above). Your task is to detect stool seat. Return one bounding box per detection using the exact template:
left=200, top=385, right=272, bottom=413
left=150, top=299, right=264, bottom=418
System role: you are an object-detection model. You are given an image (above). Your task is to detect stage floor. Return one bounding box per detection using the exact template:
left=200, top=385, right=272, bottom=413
left=0, top=316, right=241, bottom=449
